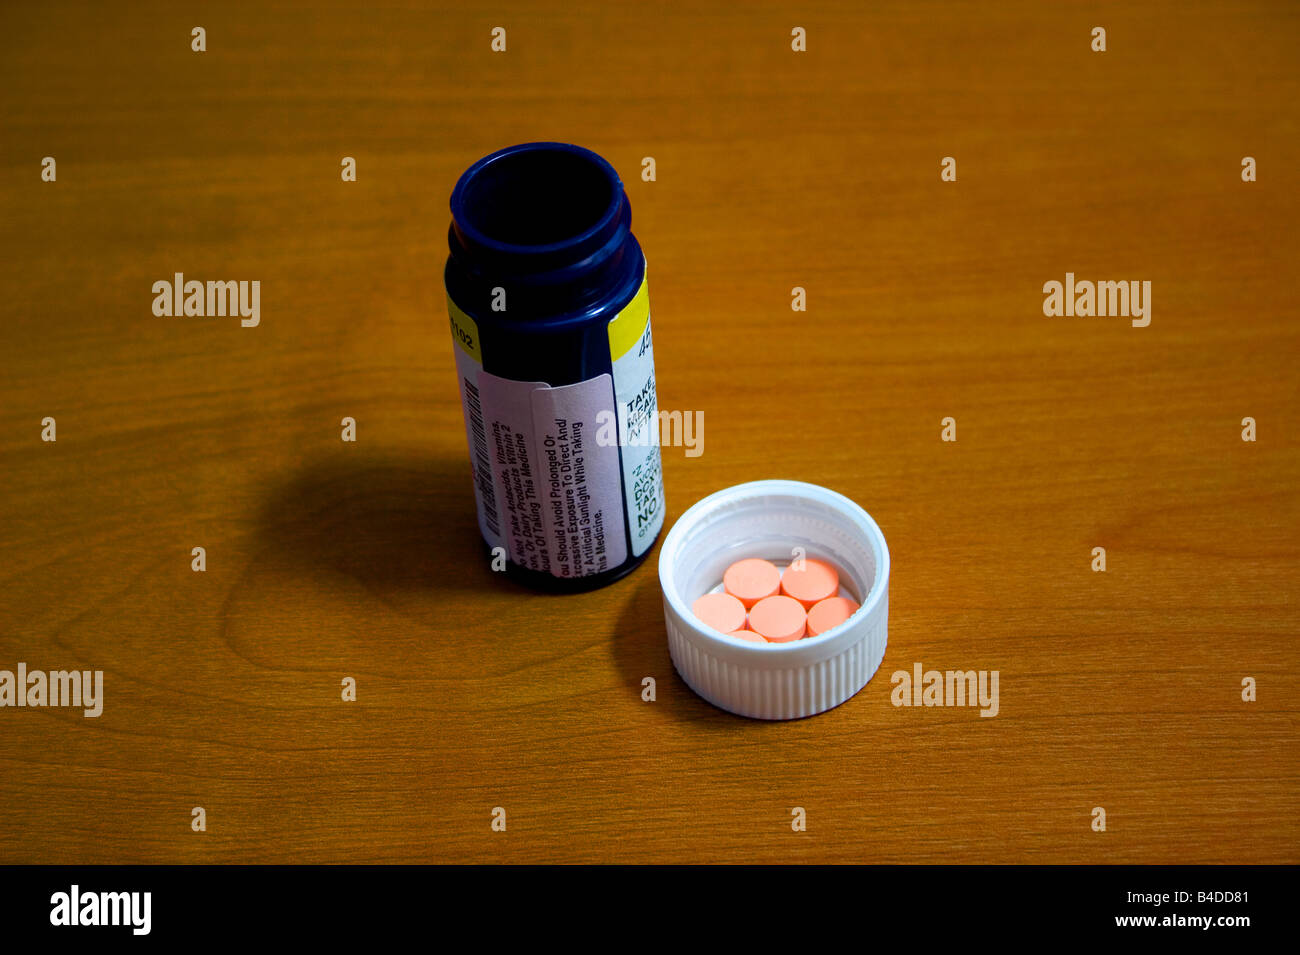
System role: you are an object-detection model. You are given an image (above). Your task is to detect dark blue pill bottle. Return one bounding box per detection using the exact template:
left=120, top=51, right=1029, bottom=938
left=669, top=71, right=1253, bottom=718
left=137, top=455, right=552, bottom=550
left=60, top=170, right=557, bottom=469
left=445, top=142, right=666, bottom=592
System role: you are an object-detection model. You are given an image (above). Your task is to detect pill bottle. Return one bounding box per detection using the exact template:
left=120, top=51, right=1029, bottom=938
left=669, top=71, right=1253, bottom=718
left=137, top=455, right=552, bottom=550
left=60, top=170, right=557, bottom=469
left=445, top=142, right=666, bottom=591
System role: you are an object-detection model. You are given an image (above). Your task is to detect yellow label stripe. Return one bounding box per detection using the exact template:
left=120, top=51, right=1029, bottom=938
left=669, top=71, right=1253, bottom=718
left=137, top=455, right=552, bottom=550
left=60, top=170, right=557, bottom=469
left=606, top=276, right=649, bottom=362
left=447, top=297, right=483, bottom=364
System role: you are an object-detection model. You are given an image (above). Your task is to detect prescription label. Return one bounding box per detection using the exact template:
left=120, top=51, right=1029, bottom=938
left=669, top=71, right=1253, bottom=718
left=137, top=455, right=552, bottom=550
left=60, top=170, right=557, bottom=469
left=449, top=296, right=632, bottom=578
left=532, top=380, right=627, bottom=576
left=449, top=301, right=503, bottom=551
left=607, top=278, right=666, bottom=558
left=475, top=371, right=550, bottom=572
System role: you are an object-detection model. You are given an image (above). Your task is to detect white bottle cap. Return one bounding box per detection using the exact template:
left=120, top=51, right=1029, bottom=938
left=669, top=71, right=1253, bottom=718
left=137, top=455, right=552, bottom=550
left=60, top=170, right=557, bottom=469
left=658, top=480, right=890, bottom=720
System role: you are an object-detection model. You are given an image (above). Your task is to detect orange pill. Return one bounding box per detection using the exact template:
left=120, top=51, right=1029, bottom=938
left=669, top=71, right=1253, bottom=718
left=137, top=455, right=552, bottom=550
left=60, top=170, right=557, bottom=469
left=806, top=596, right=860, bottom=637
left=729, top=629, right=769, bottom=644
left=747, top=595, right=807, bottom=643
left=723, top=558, right=781, bottom=609
left=780, top=558, right=840, bottom=609
left=692, top=591, right=747, bottom=635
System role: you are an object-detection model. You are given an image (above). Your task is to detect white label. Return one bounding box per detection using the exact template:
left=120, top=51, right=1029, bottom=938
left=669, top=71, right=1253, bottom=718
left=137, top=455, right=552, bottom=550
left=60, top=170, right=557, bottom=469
left=456, top=358, right=628, bottom=578
left=452, top=343, right=504, bottom=553
left=533, top=379, right=627, bottom=577
left=450, top=271, right=665, bottom=579
left=477, top=370, right=551, bottom=573
left=611, top=316, right=666, bottom=557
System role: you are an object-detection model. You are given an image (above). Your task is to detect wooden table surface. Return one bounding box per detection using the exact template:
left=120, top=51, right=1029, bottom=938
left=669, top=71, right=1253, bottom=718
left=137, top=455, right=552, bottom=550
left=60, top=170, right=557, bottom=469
left=2, top=1, right=1296, bottom=864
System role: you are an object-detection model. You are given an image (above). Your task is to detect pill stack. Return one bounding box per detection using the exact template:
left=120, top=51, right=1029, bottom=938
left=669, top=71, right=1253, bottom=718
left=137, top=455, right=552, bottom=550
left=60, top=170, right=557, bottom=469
left=690, top=557, right=860, bottom=644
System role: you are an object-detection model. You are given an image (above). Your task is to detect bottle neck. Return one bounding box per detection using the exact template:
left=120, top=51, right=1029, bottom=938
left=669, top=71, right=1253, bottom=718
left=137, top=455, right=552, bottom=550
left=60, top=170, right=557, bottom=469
left=446, top=142, right=637, bottom=320
left=447, top=197, right=637, bottom=318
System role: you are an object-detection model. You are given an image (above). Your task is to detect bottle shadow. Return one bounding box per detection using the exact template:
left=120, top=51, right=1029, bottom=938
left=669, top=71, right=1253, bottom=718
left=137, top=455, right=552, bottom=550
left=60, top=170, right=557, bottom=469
left=255, top=458, right=762, bottom=730
left=254, top=451, right=494, bottom=595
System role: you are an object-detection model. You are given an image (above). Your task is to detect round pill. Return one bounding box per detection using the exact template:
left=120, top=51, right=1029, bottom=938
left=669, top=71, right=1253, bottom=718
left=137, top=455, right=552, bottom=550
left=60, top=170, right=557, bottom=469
left=806, top=596, right=860, bottom=637
left=723, top=558, right=781, bottom=609
left=729, top=629, right=768, bottom=643
left=780, top=558, right=840, bottom=609
left=692, top=591, right=747, bottom=635
left=747, top=595, right=807, bottom=643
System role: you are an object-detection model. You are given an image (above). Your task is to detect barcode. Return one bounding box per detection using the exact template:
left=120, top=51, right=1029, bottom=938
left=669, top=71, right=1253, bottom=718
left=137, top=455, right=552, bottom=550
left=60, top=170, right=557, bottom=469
left=463, top=377, right=500, bottom=538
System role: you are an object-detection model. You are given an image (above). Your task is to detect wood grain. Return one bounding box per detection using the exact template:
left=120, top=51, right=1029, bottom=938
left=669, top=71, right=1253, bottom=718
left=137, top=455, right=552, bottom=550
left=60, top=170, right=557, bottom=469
left=1, top=0, right=1296, bottom=863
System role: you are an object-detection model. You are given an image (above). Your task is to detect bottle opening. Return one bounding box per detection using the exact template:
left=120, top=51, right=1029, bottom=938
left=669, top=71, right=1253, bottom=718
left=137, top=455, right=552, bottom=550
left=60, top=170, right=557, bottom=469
left=452, top=143, right=619, bottom=250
